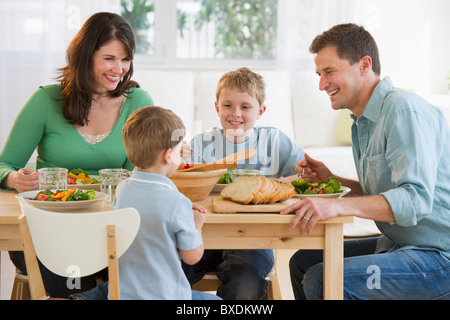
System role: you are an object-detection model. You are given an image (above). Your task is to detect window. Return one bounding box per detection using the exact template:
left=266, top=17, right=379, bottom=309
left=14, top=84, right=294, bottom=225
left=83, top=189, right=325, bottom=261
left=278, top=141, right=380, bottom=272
left=176, top=0, right=278, bottom=59
left=120, top=0, right=278, bottom=65
left=121, top=0, right=155, bottom=55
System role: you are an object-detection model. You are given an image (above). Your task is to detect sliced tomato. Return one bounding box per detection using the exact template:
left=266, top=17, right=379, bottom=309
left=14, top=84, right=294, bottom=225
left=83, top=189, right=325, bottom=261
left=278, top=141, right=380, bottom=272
left=67, top=177, right=77, bottom=184
left=37, top=194, right=49, bottom=201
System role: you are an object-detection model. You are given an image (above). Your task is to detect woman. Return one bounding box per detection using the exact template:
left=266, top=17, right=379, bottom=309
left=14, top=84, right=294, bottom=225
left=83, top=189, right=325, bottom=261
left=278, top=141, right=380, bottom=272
left=0, top=12, right=153, bottom=192
left=0, top=12, right=154, bottom=298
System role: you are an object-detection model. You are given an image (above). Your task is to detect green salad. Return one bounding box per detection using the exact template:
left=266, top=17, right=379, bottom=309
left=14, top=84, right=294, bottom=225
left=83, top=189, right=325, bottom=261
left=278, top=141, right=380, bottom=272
left=33, top=188, right=96, bottom=202
left=67, top=168, right=100, bottom=185
left=291, top=177, right=343, bottom=195
left=217, top=168, right=234, bottom=184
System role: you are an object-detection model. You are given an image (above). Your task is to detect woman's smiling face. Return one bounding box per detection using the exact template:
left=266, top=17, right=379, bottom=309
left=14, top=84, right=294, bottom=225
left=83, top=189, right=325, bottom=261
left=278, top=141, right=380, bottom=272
left=92, top=39, right=131, bottom=94
left=215, top=87, right=266, bottom=143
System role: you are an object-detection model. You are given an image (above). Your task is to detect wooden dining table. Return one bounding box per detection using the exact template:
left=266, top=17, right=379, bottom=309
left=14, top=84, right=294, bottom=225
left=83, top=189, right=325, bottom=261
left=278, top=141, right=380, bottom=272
left=0, top=189, right=353, bottom=300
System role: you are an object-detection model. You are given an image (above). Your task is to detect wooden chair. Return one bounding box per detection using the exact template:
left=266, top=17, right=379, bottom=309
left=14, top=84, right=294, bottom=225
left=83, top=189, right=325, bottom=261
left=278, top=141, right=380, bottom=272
left=192, top=250, right=282, bottom=300
left=10, top=269, right=31, bottom=300
left=17, top=198, right=140, bottom=300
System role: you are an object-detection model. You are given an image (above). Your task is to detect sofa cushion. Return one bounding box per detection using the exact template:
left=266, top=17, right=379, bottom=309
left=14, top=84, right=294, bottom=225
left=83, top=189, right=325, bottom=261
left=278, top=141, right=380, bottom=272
left=133, top=70, right=196, bottom=138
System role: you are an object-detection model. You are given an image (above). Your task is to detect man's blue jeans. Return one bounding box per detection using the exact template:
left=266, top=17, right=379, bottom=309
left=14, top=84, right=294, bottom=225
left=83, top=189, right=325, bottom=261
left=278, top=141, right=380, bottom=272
left=289, top=237, right=450, bottom=300
left=182, top=249, right=275, bottom=300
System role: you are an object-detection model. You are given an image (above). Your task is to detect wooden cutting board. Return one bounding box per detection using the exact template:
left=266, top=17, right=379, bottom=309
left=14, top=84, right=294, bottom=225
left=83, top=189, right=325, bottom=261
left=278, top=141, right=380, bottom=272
left=212, top=197, right=298, bottom=213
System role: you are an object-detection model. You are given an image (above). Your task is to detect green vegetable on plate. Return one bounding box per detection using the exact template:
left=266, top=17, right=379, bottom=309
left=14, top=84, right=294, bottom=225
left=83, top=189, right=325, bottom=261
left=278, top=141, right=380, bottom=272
left=291, top=177, right=343, bottom=195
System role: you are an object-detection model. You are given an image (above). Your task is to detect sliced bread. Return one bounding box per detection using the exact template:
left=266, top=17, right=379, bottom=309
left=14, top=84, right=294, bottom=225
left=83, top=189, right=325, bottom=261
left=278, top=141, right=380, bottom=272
left=220, top=176, right=295, bottom=204
left=220, top=176, right=263, bottom=204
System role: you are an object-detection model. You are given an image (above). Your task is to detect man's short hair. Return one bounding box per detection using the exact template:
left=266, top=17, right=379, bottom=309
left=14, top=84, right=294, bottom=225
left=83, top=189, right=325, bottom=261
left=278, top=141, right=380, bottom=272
left=310, top=23, right=381, bottom=75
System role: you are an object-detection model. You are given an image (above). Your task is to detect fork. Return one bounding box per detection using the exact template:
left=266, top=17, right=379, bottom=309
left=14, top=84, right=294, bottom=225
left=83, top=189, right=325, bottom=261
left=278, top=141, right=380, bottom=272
left=295, top=167, right=305, bottom=181
left=191, top=149, right=208, bottom=163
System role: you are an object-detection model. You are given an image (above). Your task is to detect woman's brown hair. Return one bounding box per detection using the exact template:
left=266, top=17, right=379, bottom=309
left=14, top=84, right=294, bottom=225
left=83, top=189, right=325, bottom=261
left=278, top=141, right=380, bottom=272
left=58, top=12, right=139, bottom=126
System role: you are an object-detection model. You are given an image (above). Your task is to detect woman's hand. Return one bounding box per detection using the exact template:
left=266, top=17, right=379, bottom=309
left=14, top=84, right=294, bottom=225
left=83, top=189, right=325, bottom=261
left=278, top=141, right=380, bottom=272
left=5, top=167, right=39, bottom=192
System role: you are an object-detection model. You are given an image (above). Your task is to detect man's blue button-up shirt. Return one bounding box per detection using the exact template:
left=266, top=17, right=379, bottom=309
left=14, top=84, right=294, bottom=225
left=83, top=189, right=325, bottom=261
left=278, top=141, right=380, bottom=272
left=351, top=77, right=450, bottom=260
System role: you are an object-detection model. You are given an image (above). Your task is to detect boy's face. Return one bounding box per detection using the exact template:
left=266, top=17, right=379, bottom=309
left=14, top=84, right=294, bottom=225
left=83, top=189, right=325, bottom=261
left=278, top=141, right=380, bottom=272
left=215, top=87, right=266, bottom=143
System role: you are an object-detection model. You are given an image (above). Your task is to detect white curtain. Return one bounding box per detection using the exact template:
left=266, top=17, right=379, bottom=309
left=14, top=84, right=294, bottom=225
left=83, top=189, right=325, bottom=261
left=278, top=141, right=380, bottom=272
left=277, top=0, right=359, bottom=72
left=0, top=0, right=121, bottom=147
left=1, top=0, right=449, bottom=148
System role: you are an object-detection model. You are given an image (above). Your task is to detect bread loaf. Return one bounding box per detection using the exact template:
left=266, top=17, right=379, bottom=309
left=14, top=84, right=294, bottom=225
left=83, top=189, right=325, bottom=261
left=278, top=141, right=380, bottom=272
left=220, top=176, right=295, bottom=205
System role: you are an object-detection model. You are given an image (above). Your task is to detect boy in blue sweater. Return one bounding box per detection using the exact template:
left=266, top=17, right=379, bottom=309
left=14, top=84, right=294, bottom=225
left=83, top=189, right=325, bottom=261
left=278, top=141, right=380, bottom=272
left=183, top=68, right=305, bottom=299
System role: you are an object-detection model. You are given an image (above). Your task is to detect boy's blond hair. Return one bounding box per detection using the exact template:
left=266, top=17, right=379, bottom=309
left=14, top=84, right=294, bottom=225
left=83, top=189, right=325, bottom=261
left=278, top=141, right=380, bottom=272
left=216, top=67, right=266, bottom=106
left=123, top=106, right=185, bottom=168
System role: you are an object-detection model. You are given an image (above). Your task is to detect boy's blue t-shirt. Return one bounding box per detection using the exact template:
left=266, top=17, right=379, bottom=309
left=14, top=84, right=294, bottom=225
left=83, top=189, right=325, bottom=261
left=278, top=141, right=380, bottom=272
left=113, top=170, right=202, bottom=300
left=190, top=126, right=305, bottom=178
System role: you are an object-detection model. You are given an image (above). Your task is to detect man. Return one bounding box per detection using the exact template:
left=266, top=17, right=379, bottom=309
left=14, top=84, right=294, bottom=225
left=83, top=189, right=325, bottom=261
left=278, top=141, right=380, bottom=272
left=282, top=23, right=450, bottom=300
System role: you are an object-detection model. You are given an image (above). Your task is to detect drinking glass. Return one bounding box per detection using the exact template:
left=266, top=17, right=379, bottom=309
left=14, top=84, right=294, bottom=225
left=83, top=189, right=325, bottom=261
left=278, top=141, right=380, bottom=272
left=99, top=169, right=131, bottom=202
left=231, top=169, right=261, bottom=181
left=38, top=168, right=68, bottom=190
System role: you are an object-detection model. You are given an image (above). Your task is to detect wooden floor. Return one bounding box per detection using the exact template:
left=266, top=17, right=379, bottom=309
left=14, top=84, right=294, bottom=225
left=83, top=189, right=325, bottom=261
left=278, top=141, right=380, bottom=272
left=1, top=250, right=297, bottom=300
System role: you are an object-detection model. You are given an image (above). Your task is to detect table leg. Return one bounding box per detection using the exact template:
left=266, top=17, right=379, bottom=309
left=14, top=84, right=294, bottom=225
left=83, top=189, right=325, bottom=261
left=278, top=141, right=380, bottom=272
left=323, top=223, right=344, bottom=300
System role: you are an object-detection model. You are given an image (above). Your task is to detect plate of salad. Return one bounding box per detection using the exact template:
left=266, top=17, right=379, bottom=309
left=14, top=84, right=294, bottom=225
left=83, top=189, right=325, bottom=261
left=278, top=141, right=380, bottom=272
left=291, top=177, right=351, bottom=199
left=67, top=168, right=100, bottom=191
left=16, top=188, right=108, bottom=211
left=213, top=168, right=234, bottom=192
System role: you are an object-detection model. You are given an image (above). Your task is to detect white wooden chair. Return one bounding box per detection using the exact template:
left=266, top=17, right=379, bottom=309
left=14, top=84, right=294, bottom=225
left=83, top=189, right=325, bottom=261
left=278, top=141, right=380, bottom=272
left=17, top=198, right=140, bottom=300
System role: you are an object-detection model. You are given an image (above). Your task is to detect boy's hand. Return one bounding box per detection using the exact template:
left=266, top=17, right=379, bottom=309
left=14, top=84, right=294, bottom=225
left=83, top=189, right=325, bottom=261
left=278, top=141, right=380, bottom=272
left=181, top=141, right=192, bottom=160
left=192, top=202, right=207, bottom=213
left=193, top=209, right=206, bottom=231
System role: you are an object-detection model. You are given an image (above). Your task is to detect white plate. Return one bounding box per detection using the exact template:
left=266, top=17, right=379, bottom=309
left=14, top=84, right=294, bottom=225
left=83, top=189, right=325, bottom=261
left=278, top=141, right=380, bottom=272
left=16, top=190, right=108, bottom=211
left=293, top=186, right=351, bottom=199
left=67, top=175, right=100, bottom=191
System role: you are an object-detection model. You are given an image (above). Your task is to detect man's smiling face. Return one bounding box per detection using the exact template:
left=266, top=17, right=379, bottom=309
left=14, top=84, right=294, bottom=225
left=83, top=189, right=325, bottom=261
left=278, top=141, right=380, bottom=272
left=314, top=46, right=366, bottom=114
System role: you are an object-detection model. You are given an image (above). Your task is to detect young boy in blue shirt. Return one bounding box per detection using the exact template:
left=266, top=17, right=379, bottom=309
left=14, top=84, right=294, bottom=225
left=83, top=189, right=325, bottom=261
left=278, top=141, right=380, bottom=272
left=183, top=67, right=305, bottom=299
left=72, top=106, right=220, bottom=300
